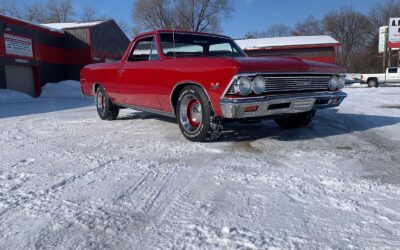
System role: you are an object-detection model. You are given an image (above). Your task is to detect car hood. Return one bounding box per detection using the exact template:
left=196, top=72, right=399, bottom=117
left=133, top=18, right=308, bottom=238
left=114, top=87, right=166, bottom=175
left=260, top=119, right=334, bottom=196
left=233, top=57, right=345, bottom=74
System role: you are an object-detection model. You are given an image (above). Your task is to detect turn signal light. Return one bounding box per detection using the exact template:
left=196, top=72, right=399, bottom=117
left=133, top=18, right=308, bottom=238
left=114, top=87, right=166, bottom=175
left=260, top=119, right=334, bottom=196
left=244, top=105, right=259, bottom=112
left=331, top=97, right=339, bottom=105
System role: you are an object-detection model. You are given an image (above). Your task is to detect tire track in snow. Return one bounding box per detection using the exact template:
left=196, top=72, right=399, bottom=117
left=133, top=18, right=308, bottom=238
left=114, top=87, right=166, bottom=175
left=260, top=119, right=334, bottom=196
left=0, top=154, right=119, bottom=218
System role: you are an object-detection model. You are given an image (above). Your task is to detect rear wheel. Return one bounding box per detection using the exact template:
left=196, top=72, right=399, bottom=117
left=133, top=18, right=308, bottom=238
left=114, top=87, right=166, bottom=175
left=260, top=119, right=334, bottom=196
left=274, top=111, right=316, bottom=129
left=367, top=78, right=378, bottom=88
left=176, top=85, right=222, bottom=142
left=95, top=86, right=119, bottom=120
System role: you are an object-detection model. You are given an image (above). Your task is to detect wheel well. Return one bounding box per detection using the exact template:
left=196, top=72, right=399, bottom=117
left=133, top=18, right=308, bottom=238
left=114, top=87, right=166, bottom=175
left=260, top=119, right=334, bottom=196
left=93, top=83, right=102, bottom=94
left=170, top=83, right=199, bottom=116
left=367, top=77, right=378, bottom=82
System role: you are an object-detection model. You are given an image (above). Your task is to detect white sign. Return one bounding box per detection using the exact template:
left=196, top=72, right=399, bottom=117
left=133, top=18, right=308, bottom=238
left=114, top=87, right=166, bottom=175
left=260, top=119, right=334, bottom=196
left=379, top=26, right=388, bottom=53
left=4, top=33, right=33, bottom=58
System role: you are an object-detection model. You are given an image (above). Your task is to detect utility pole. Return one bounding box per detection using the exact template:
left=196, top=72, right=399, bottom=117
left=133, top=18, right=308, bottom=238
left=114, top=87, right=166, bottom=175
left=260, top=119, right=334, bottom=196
left=388, top=49, right=392, bottom=68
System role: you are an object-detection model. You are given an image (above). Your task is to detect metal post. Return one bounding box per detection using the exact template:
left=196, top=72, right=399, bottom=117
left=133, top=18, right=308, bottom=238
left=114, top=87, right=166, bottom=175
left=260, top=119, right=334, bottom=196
left=398, top=50, right=400, bottom=67
left=383, top=48, right=387, bottom=72
left=384, top=29, right=387, bottom=72
left=388, top=49, right=392, bottom=68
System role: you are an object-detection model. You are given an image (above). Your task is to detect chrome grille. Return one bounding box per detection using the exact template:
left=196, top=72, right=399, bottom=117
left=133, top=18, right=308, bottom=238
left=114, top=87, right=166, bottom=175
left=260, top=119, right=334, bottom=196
left=227, top=75, right=331, bottom=95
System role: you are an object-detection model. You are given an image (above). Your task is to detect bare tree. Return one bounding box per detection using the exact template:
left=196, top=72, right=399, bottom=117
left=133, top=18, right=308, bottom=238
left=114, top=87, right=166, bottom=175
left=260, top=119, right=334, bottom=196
left=24, top=2, right=49, bottom=23
left=80, top=5, right=99, bottom=22
left=0, top=0, right=50, bottom=23
left=0, top=0, right=24, bottom=19
left=115, top=20, right=132, bottom=38
left=243, top=24, right=292, bottom=39
left=243, top=32, right=259, bottom=39
left=292, top=15, right=325, bottom=36
left=369, top=0, right=400, bottom=30
left=264, top=24, right=292, bottom=37
left=175, top=0, right=233, bottom=32
left=46, top=0, right=75, bottom=23
left=132, top=0, right=233, bottom=33
left=324, top=7, right=373, bottom=71
left=132, top=0, right=174, bottom=31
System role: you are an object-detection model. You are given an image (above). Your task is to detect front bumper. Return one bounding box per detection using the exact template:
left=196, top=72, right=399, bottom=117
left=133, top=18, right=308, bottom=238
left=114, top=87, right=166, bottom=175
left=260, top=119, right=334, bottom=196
left=220, top=91, right=347, bottom=119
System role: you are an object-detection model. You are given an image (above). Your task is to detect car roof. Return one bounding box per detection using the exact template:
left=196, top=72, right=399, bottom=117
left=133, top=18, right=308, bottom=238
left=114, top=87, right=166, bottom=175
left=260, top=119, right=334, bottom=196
left=135, top=30, right=231, bottom=40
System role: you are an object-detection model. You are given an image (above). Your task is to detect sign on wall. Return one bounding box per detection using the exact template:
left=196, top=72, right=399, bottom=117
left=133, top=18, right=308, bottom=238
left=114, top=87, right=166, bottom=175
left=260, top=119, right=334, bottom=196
left=4, top=33, right=33, bottom=58
left=379, top=26, right=388, bottom=53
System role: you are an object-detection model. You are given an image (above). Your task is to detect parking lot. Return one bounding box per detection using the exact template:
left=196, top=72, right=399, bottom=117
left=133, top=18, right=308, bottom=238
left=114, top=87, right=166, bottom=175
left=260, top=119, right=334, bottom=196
left=0, top=84, right=400, bottom=248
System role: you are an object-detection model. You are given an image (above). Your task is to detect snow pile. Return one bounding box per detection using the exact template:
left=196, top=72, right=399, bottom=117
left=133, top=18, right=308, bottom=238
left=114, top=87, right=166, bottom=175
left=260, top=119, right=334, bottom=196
left=40, top=80, right=83, bottom=98
left=0, top=89, right=32, bottom=102
left=235, top=36, right=339, bottom=50
left=42, top=21, right=104, bottom=30
left=1, top=14, right=64, bottom=34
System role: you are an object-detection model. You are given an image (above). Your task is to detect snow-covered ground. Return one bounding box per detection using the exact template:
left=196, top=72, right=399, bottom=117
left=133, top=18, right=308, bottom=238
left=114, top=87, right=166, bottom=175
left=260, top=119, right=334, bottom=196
left=0, top=82, right=400, bottom=249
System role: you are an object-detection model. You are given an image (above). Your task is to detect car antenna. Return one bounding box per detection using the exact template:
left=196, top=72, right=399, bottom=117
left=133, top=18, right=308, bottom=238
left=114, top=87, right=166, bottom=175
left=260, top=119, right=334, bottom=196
left=172, top=28, right=176, bottom=59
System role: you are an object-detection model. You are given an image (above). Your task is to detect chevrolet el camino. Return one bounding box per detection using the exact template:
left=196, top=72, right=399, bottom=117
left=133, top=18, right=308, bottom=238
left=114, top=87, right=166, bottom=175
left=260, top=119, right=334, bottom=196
left=80, top=30, right=347, bottom=142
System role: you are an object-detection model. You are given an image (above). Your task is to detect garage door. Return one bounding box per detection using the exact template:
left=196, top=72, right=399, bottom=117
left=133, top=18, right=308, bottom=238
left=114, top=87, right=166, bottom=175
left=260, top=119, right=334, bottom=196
left=5, top=65, right=35, bottom=96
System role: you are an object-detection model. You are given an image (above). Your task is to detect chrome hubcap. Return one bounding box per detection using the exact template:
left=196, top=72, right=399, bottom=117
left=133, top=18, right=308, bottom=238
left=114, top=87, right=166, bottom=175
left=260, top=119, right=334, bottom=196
left=96, top=91, right=106, bottom=114
left=179, top=94, right=202, bottom=133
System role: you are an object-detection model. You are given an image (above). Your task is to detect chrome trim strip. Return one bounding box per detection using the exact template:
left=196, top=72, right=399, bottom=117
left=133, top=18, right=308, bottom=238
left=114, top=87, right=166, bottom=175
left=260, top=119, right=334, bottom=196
left=222, top=90, right=345, bottom=101
left=158, top=31, right=230, bottom=40
left=115, top=102, right=175, bottom=118
left=232, top=72, right=346, bottom=76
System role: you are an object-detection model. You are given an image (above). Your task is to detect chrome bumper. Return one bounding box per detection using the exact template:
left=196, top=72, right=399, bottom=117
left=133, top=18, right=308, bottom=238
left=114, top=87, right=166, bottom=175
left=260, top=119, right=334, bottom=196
left=220, top=91, right=347, bottom=119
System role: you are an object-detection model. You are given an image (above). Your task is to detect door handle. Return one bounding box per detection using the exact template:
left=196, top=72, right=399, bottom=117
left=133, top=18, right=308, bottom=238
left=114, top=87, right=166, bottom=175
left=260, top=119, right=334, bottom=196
left=118, top=69, right=126, bottom=76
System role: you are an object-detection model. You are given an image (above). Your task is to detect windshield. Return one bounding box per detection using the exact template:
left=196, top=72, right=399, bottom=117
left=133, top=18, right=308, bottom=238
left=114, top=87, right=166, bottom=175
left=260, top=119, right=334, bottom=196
left=159, top=33, right=247, bottom=58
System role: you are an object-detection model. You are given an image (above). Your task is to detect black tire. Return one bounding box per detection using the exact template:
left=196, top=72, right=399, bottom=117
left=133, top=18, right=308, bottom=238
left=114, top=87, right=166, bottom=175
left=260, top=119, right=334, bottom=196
left=176, top=85, right=222, bottom=142
left=367, top=78, right=378, bottom=88
left=274, top=111, right=316, bottom=129
left=95, top=86, right=119, bottom=120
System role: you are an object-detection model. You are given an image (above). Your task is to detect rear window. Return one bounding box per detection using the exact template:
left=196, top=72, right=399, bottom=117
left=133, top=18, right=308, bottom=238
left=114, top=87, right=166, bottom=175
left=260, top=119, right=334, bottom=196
left=388, top=68, right=398, bottom=73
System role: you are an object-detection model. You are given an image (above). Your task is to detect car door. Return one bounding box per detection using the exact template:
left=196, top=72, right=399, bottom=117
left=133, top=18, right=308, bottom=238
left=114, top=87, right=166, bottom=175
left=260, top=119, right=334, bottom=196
left=386, top=67, right=399, bottom=83
left=118, top=36, right=163, bottom=110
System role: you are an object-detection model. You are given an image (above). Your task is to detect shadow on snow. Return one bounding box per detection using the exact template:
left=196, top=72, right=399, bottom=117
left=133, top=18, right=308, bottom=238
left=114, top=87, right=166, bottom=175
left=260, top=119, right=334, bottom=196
left=119, top=109, right=400, bottom=142
left=0, top=98, right=93, bottom=119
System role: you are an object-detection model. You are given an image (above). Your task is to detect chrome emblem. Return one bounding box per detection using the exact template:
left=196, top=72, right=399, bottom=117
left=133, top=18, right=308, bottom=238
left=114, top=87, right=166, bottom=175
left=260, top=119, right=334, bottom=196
left=210, top=82, right=220, bottom=90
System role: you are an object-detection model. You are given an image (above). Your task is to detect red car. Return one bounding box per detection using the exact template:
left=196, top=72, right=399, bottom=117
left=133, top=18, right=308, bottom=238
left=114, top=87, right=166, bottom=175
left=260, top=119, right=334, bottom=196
left=81, top=30, right=347, bottom=142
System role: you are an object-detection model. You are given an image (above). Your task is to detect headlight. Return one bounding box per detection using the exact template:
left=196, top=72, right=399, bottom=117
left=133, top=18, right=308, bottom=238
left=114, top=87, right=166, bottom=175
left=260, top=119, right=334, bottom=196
left=252, top=76, right=265, bottom=94
left=329, top=76, right=339, bottom=90
left=235, top=76, right=252, bottom=95
left=338, top=76, right=345, bottom=89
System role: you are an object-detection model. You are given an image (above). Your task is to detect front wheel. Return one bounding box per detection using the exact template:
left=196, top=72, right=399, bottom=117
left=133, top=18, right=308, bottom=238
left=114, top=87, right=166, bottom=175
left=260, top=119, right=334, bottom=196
left=95, top=86, right=119, bottom=120
left=274, top=111, right=316, bottom=129
left=176, top=86, right=222, bottom=142
left=367, top=79, right=378, bottom=88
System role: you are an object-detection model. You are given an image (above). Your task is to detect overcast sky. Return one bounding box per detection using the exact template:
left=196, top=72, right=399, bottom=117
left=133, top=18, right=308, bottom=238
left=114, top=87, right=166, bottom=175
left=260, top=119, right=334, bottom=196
left=19, top=0, right=378, bottom=38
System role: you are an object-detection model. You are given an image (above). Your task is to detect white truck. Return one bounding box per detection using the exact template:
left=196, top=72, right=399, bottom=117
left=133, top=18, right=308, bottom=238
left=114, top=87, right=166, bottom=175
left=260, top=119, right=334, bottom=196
left=360, top=67, right=400, bottom=87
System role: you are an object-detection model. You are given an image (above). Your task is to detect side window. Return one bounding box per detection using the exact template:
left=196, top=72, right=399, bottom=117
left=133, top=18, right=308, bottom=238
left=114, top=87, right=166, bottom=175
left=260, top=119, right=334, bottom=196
left=149, top=39, right=160, bottom=61
left=128, top=37, right=153, bottom=62
left=388, top=68, right=398, bottom=74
